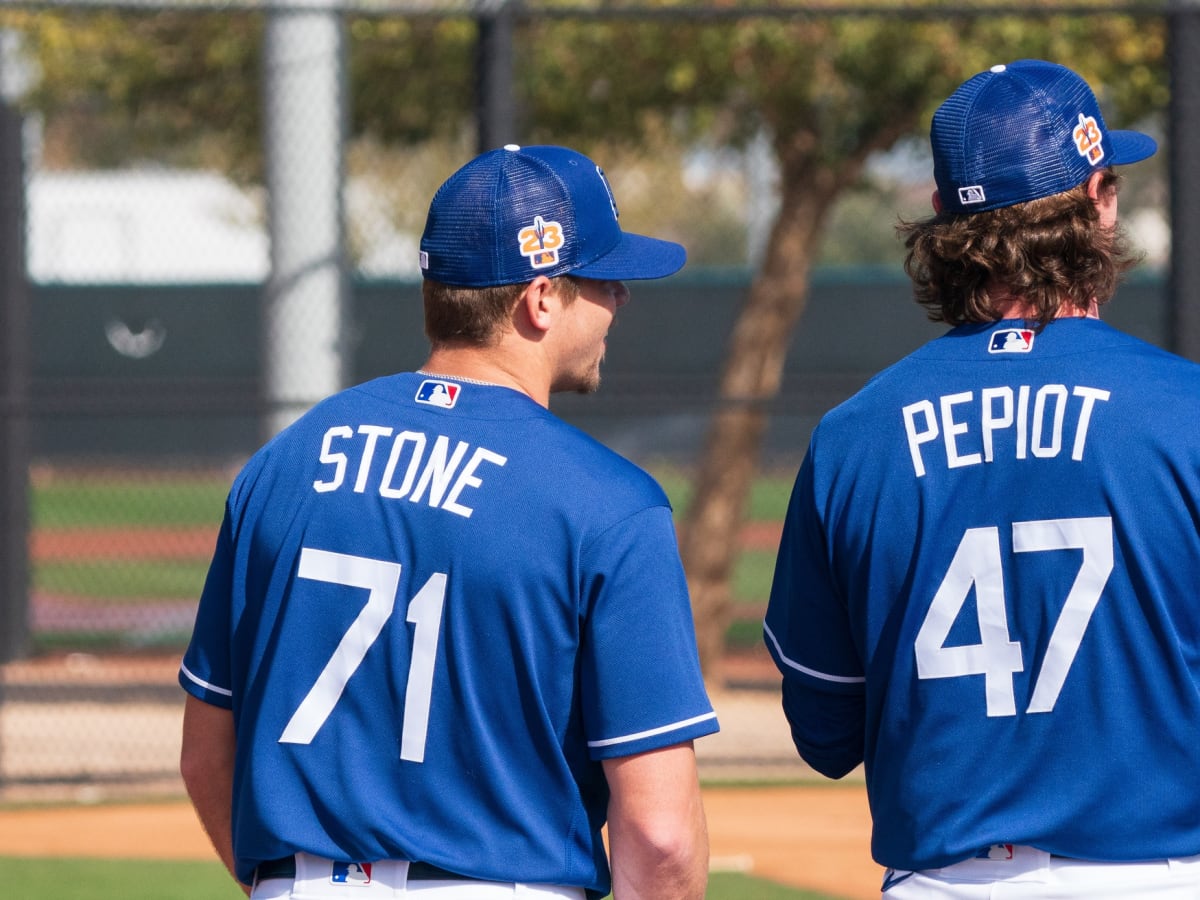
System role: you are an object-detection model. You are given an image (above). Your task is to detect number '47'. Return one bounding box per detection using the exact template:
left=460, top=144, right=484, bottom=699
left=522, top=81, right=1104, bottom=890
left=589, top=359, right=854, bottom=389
left=914, top=517, right=1113, bottom=717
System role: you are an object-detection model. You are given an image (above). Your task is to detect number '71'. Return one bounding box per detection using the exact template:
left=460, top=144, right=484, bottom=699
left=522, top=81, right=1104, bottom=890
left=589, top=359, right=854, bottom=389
left=278, top=548, right=446, bottom=762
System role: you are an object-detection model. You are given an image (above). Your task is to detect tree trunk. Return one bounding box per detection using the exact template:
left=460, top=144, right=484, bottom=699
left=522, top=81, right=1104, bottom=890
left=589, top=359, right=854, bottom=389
left=680, top=176, right=830, bottom=684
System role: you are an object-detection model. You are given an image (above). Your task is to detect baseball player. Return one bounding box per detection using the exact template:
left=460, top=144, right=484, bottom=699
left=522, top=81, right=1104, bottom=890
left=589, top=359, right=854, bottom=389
left=179, top=144, right=719, bottom=900
left=764, top=60, right=1200, bottom=898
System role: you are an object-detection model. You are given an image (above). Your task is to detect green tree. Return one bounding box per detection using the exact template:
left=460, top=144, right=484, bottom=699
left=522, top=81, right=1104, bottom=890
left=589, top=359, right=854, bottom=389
left=2, top=8, right=477, bottom=178
left=4, top=9, right=264, bottom=175
left=513, top=7, right=1166, bottom=677
left=5, top=3, right=1167, bottom=679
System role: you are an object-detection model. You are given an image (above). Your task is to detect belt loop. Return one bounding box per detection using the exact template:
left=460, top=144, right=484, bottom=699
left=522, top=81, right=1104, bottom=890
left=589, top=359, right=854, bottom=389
left=1167, top=853, right=1200, bottom=872
left=396, top=859, right=410, bottom=890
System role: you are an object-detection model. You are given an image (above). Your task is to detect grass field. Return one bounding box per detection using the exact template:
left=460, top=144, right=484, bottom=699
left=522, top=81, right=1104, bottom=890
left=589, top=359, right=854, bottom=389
left=29, top=465, right=798, bottom=530
left=655, top=467, right=796, bottom=523
left=0, top=857, right=848, bottom=900
left=30, top=472, right=230, bottom=529
left=0, top=857, right=247, bottom=900
left=28, top=466, right=793, bottom=645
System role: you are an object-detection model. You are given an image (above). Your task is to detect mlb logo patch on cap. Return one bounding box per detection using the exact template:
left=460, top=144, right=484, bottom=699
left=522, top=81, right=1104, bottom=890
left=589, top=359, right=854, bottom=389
left=989, top=329, right=1035, bottom=354
left=957, top=185, right=987, bottom=206
left=416, top=379, right=461, bottom=408
left=330, top=861, right=372, bottom=885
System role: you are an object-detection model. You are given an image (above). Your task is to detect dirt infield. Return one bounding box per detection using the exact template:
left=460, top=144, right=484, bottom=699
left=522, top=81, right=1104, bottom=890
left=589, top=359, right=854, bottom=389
left=0, top=786, right=880, bottom=899
left=12, top=517, right=884, bottom=897
left=0, top=652, right=883, bottom=897
left=705, top=784, right=879, bottom=898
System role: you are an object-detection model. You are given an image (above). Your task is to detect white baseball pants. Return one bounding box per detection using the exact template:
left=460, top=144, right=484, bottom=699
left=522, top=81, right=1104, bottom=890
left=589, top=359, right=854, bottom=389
left=882, top=844, right=1200, bottom=899
left=250, top=853, right=586, bottom=900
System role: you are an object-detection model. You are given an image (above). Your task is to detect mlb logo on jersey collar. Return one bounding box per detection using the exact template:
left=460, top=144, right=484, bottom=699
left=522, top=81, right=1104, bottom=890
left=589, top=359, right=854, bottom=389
left=989, top=328, right=1035, bottom=354
left=416, top=379, right=461, bottom=408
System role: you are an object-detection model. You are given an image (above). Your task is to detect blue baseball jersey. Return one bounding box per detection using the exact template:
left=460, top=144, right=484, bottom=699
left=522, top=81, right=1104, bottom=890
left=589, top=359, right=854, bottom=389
left=765, top=318, right=1200, bottom=871
left=180, top=372, right=718, bottom=895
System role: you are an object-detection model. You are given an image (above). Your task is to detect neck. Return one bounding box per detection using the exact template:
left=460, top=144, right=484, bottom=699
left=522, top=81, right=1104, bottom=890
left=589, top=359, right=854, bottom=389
left=419, top=347, right=548, bottom=407
left=992, top=297, right=1099, bottom=321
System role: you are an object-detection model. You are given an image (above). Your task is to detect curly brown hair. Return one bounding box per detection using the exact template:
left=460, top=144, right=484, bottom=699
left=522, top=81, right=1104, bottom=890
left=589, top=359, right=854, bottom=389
left=423, top=276, right=580, bottom=347
left=898, top=170, right=1140, bottom=327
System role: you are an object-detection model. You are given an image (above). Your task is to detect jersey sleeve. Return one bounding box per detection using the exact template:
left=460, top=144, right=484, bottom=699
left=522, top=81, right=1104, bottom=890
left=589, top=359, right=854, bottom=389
left=578, top=505, right=718, bottom=759
left=764, top=451, right=866, bottom=777
left=178, top=504, right=236, bottom=709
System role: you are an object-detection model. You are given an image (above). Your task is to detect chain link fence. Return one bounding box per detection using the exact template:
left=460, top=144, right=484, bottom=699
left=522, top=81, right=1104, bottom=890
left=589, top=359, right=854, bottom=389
left=0, top=1, right=1184, bottom=800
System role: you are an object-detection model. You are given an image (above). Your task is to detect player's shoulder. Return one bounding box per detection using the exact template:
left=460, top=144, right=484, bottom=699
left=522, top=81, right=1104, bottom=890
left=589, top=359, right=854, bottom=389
left=535, top=416, right=672, bottom=511
left=811, top=317, right=1200, bottom=453
left=225, top=373, right=671, bottom=515
left=224, top=382, right=383, bottom=502
left=1057, top=319, right=1200, bottom=395
left=812, top=344, right=929, bottom=436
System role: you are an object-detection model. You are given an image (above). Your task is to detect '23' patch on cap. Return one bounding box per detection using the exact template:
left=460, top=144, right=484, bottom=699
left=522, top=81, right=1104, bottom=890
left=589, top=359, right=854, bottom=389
left=519, top=215, right=565, bottom=269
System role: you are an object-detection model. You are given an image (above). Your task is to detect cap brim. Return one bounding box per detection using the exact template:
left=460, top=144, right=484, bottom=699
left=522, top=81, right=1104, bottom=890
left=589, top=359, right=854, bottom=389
left=570, top=232, right=687, bottom=282
left=1109, top=129, right=1157, bottom=166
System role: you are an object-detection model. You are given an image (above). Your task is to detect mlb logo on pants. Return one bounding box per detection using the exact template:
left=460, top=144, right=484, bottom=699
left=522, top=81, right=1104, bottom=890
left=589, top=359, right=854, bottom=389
left=331, top=862, right=372, bottom=885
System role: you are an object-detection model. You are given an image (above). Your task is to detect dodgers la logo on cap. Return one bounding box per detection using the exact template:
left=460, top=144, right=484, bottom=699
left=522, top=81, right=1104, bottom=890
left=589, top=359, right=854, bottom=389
left=931, top=60, right=1157, bottom=214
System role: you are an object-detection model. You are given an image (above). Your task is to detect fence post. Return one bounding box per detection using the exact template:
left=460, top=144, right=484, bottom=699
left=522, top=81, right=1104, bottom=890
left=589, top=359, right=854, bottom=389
left=0, top=95, right=29, bottom=664
left=1169, top=0, right=1200, bottom=361
left=262, top=5, right=349, bottom=438
left=475, top=0, right=517, bottom=152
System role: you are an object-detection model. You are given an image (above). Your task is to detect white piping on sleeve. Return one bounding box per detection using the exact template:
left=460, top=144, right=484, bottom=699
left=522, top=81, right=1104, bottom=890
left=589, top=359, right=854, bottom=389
left=588, top=711, right=718, bottom=749
left=763, top=621, right=865, bottom=684
left=179, top=661, right=234, bottom=697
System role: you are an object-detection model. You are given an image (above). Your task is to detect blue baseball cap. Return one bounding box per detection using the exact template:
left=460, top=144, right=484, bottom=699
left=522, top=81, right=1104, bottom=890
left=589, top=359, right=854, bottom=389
left=419, top=144, right=686, bottom=287
left=931, top=59, right=1157, bottom=215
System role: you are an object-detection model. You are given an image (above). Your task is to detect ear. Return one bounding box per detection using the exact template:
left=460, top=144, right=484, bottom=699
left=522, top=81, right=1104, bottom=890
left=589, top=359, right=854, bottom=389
left=931, top=189, right=943, bottom=214
left=1085, top=169, right=1119, bottom=226
left=520, top=275, right=557, bottom=335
